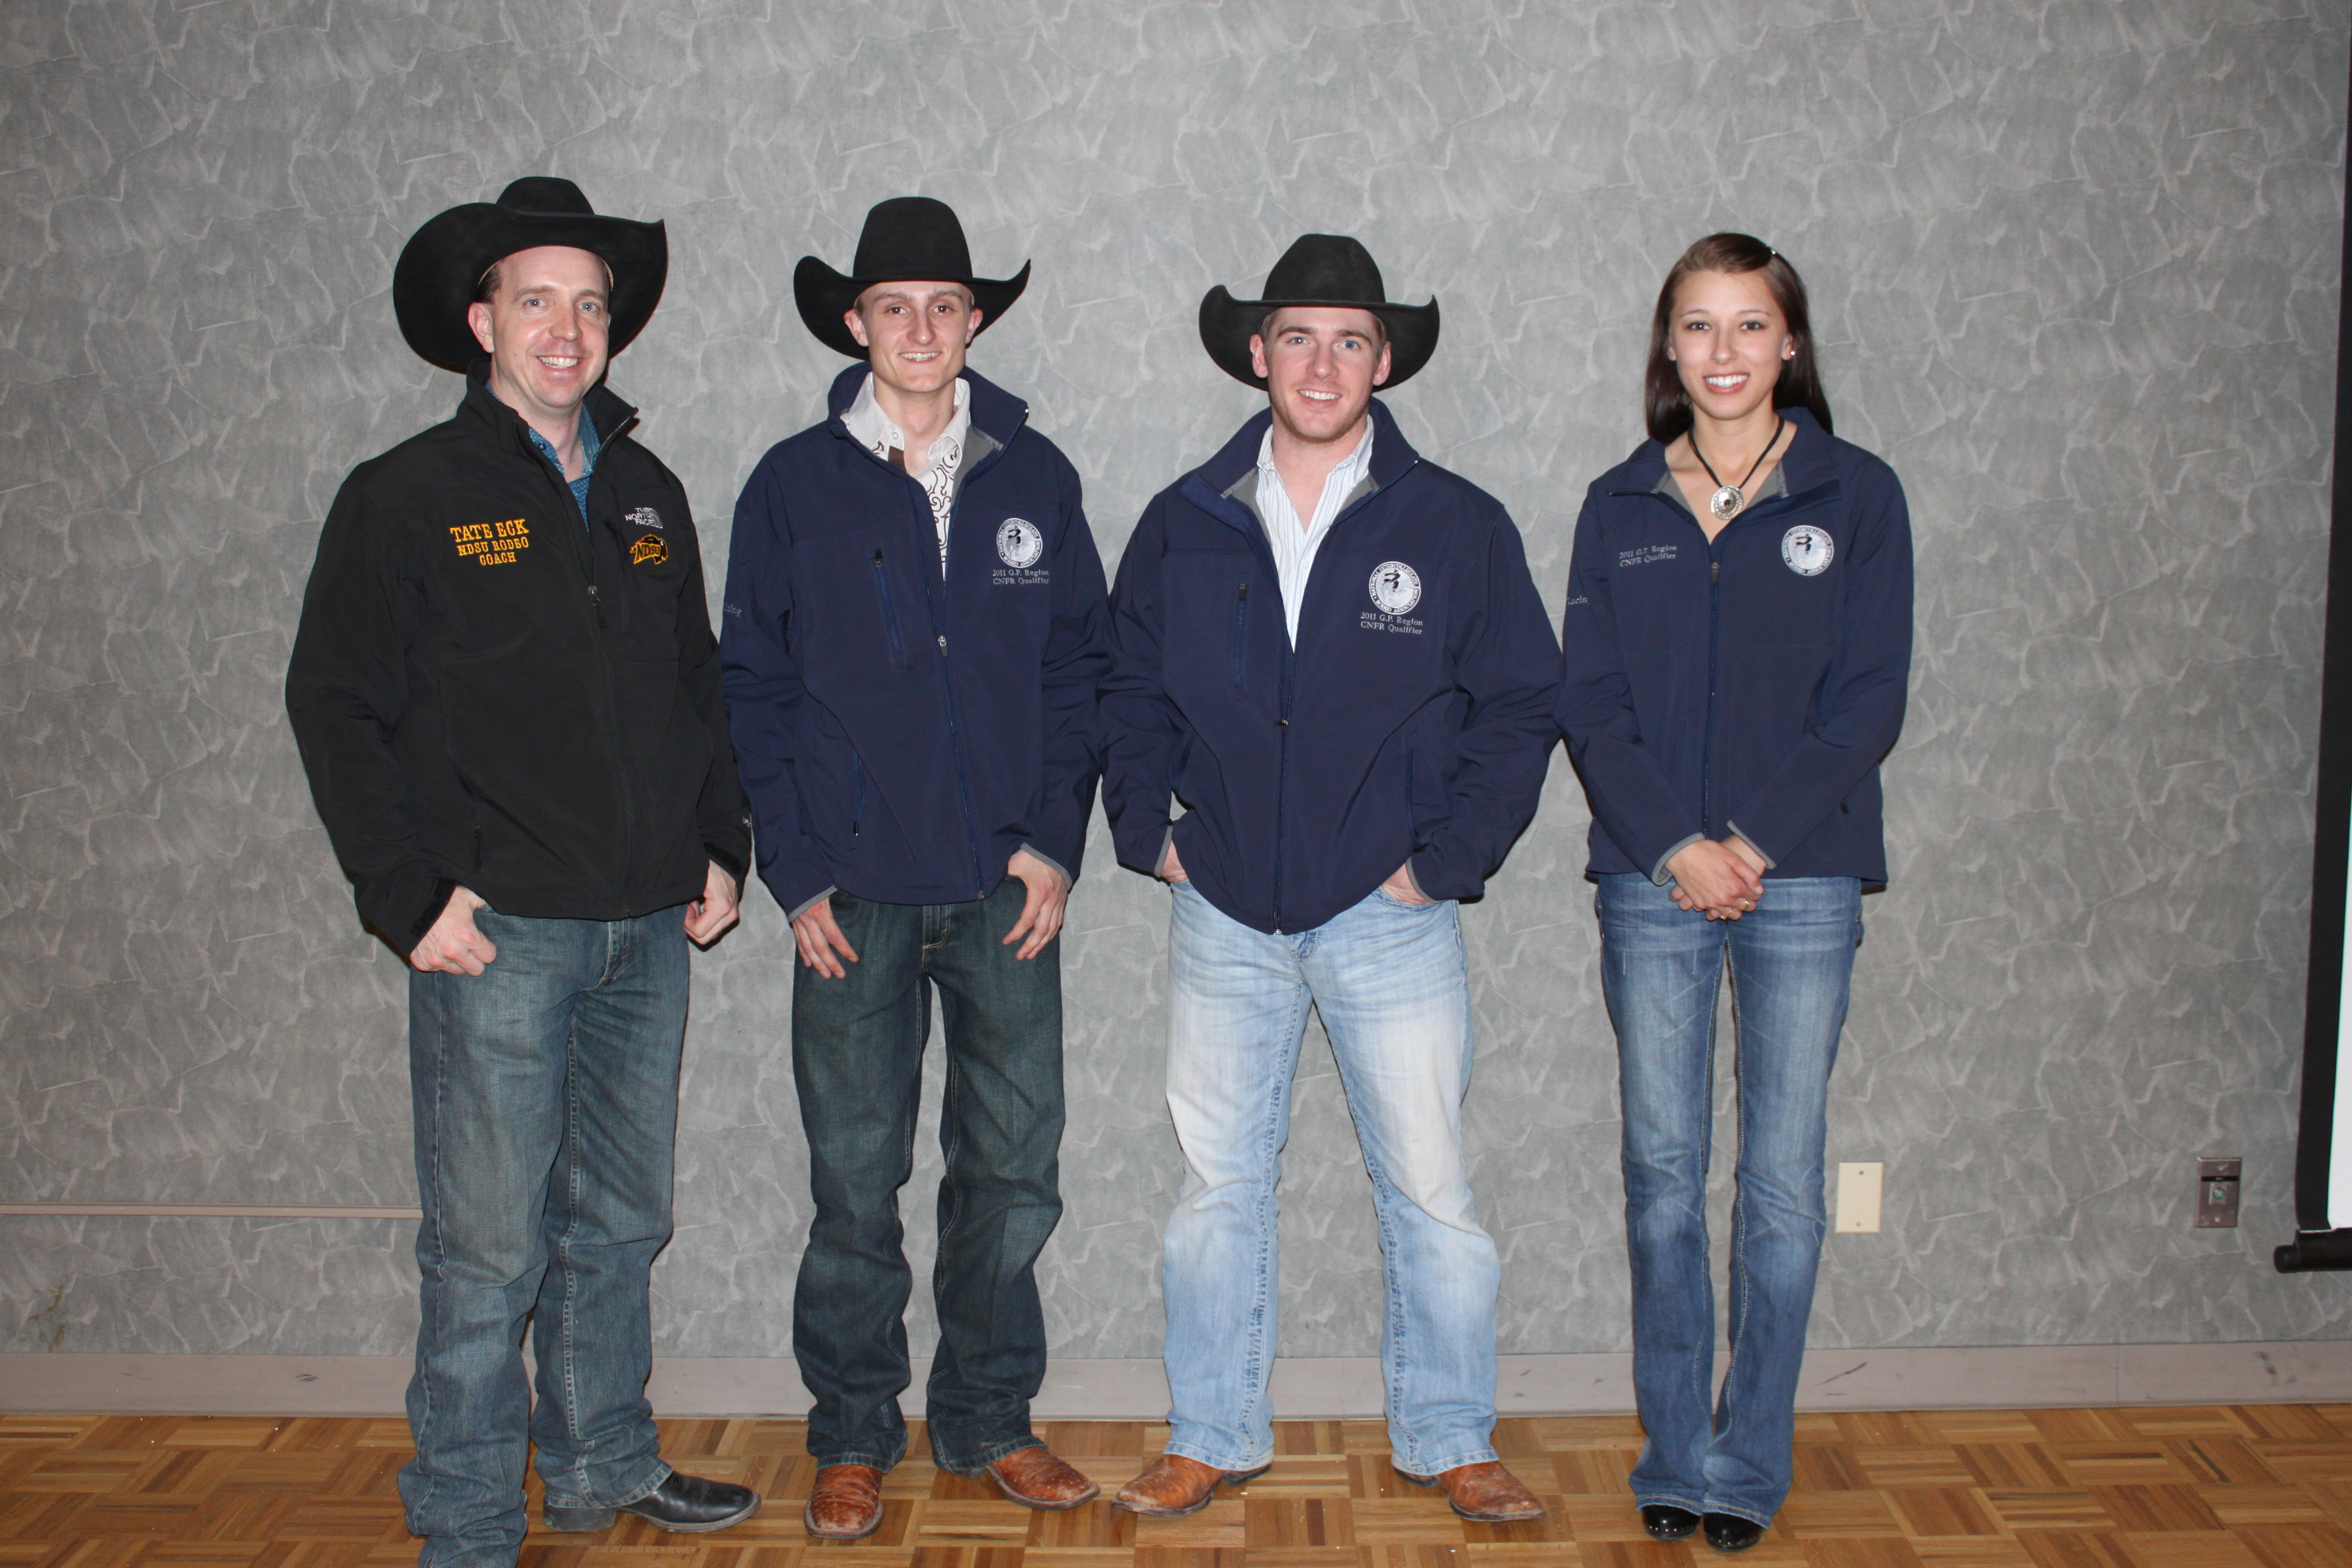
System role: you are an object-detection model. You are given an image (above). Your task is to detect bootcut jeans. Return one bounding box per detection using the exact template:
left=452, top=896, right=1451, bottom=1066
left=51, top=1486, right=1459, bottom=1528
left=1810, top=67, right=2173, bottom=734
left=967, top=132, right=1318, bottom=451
left=1159, top=880, right=1503, bottom=1478
left=1595, top=873, right=1863, bottom=1529
left=400, top=906, right=689, bottom=1568
left=788, top=877, right=1065, bottom=1474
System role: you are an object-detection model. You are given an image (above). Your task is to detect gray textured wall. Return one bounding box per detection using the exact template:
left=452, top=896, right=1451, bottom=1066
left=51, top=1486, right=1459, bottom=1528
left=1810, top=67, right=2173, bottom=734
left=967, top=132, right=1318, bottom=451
left=5, top=0, right=2350, bottom=1363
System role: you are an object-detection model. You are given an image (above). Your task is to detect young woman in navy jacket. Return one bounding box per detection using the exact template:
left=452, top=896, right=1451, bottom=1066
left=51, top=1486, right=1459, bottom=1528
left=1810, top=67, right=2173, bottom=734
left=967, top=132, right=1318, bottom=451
left=1556, top=234, right=1913, bottom=1554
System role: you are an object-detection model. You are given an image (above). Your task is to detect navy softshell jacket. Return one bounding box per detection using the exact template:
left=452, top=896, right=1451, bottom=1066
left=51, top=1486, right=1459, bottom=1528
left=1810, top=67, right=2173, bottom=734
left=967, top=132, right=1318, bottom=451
left=1103, top=399, right=1563, bottom=935
left=720, top=365, right=1110, bottom=918
left=1556, top=409, right=1913, bottom=884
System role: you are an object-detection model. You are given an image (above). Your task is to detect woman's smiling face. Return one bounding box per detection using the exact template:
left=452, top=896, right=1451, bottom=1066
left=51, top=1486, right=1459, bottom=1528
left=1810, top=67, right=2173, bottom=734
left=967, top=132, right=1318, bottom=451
left=1666, top=268, right=1793, bottom=428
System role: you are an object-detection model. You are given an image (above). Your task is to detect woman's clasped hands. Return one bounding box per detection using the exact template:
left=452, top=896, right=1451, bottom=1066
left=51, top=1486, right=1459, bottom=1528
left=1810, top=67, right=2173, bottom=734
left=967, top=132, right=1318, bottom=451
left=1665, top=836, right=1769, bottom=920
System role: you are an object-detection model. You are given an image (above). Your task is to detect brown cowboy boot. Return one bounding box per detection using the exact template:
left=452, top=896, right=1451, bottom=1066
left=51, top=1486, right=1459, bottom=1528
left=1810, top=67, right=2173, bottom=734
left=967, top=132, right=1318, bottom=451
left=803, top=1463, right=884, bottom=1540
left=982, top=1445, right=1099, bottom=1509
left=1394, top=1459, right=1545, bottom=1522
left=1113, top=1452, right=1270, bottom=1517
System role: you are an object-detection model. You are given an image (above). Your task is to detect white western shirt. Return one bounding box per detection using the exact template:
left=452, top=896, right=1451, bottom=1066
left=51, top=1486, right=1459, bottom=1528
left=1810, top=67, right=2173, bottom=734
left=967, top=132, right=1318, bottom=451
left=1253, top=422, right=1375, bottom=645
left=842, top=374, right=969, bottom=567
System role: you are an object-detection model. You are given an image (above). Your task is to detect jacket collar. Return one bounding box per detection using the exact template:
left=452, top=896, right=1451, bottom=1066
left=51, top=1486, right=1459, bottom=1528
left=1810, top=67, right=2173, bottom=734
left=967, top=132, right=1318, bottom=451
left=1620, top=405, right=1832, bottom=495
left=458, top=361, right=637, bottom=454
left=1193, top=395, right=1421, bottom=502
left=826, top=362, right=1028, bottom=450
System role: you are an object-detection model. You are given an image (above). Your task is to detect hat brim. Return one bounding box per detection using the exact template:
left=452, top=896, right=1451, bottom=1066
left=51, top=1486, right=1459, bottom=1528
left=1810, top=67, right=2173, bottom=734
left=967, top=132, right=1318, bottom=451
left=793, top=257, right=1032, bottom=358
left=393, top=205, right=669, bottom=372
left=1198, top=285, right=1439, bottom=389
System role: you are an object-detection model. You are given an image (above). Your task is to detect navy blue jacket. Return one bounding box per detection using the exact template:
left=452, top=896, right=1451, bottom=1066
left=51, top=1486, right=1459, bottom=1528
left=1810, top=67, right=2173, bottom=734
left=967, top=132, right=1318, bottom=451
left=1103, top=400, right=1563, bottom=934
left=1556, top=409, right=1912, bottom=883
left=721, top=365, right=1109, bottom=917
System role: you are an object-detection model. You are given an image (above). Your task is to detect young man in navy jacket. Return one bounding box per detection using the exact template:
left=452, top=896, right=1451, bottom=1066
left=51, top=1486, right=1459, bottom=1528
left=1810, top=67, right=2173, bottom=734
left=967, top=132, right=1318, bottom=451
left=1100, top=237, right=1562, bottom=1522
left=720, top=198, right=1109, bottom=1541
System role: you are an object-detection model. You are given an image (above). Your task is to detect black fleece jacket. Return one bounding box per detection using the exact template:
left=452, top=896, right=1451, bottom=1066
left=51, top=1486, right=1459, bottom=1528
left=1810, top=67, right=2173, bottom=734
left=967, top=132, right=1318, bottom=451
left=286, top=369, right=750, bottom=953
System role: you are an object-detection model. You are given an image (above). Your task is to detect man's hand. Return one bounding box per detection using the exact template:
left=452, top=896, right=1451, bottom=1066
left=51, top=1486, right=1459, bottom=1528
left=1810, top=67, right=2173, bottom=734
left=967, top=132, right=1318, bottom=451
left=1666, top=839, right=1765, bottom=920
left=684, top=861, right=741, bottom=946
left=790, top=894, right=860, bottom=979
left=1002, top=848, right=1070, bottom=961
left=411, top=886, right=497, bottom=976
left=1381, top=859, right=1433, bottom=907
left=1159, top=841, right=1188, bottom=884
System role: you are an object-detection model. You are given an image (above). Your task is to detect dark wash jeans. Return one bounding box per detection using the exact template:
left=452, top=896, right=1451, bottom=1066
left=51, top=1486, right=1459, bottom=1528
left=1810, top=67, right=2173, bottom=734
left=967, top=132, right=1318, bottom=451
left=399, top=908, right=687, bottom=1568
left=790, top=878, right=1065, bottom=1473
left=1596, top=874, right=1863, bottom=1529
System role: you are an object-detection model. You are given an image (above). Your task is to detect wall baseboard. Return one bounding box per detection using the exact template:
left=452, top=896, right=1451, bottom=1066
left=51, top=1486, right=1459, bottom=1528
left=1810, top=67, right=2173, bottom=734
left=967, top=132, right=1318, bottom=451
left=4, top=1342, right=2346, bottom=1418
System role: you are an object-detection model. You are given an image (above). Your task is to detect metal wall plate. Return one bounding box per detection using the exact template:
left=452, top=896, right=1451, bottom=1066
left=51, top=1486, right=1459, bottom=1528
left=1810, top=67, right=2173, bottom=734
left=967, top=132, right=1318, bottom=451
left=2197, top=1157, right=2242, bottom=1228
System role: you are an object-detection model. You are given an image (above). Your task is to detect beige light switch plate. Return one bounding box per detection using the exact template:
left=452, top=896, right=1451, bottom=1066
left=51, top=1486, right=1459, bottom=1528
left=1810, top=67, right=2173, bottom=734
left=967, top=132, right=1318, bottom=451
left=1836, top=1162, right=1883, bottom=1233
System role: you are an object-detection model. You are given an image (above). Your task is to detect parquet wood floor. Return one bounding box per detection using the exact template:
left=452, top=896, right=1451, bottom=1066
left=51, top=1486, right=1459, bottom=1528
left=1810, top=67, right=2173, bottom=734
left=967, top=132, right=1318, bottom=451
left=8, top=1407, right=2352, bottom=1567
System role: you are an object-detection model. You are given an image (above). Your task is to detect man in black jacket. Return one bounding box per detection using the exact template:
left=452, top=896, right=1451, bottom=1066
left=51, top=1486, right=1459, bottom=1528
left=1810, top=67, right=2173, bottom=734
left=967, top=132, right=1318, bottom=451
left=285, top=178, right=760, bottom=1568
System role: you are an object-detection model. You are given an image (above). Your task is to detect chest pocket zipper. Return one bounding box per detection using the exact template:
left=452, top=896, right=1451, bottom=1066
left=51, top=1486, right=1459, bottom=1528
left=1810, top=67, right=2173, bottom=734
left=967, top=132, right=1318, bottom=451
left=1232, top=580, right=1250, bottom=689
left=872, top=549, right=908, bottom=671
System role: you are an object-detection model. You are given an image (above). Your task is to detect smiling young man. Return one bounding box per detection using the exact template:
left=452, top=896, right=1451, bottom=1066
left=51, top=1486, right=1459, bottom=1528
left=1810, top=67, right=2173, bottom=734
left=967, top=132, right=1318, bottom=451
left=720, top=197, right=1109, bottom=1540
left=285, top=178, right=759, bottom=1568
left=1100, top=235, right=1563, bottom=1523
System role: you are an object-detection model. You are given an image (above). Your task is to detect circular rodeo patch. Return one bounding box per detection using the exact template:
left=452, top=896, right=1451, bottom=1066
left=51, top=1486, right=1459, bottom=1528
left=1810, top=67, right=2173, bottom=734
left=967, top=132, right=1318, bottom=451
left=1369, top=561, right=1422, bottom=615
left=996, top=517, right=1044, bottom=569
left=1781, top=525, right=1834, bottom=577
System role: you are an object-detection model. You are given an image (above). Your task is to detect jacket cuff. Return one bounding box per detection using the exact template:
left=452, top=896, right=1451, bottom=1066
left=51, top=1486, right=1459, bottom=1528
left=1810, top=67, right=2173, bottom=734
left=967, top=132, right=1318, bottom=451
left=1649, top=833, right=1706, bottom=887
left=1017, top=843, right=1074, bottom=884
left=404, top=878, right=460, bottom=954
left=705, top=842, right=749, bottom=884
left=787, top=886, right=837, bottom=922
left=1403, top=858, right=1432, bottom=903
left=1722, top=822, right=1778, bottom=870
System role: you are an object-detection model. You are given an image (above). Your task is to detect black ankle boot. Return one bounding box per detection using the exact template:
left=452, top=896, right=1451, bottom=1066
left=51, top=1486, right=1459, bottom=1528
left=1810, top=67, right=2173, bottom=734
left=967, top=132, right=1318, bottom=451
left=1642, top=1503, right=1700, bottom=1539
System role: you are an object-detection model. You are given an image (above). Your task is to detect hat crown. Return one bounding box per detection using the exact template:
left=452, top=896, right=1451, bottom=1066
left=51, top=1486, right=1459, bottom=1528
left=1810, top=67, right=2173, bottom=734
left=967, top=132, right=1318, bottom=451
left=849, top=196, right=976, bottom=284
left=495, top=176, right=597, bottom=217
left=1263, top=234, right=1388, bottom=305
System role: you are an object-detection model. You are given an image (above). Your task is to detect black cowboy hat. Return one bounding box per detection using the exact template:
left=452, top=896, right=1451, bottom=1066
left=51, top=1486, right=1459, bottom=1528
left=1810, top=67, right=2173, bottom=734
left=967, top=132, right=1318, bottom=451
left=1199, top=234, right=1440, bottom=389
left=392, top=176, right=668, bottom=372
left=794, top=196, right=1031, bottom=359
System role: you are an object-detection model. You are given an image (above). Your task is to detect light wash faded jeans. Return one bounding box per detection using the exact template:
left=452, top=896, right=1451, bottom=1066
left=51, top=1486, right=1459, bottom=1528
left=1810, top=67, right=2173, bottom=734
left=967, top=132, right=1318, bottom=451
left=1596, top=873, right=1863, bottom=1529
left=399, top=907, right=687, bottom=1568
left=1160, top=880, right=1501, bottom=1477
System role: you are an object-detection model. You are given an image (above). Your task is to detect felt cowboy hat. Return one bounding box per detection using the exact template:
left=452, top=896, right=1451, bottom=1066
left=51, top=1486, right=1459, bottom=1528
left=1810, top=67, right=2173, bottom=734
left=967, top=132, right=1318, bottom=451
left=392, top=176, right=668, bottom=371
left=1199, top=234, right=1440, bottom=388
left=793, top=196, right=1032, bottom=359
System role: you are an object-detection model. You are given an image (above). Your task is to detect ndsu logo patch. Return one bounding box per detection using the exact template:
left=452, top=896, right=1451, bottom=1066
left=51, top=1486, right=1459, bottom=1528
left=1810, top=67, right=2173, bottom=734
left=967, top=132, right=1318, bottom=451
left=630, top=534, right=669, bottom=567
left=1369, top=561, right=1422, bottom=615
left=1781, top=525, right=1834, bottom=577
left=625, top=505, right=664, bottom=531
left=996, top=517, right=1044, bottom=569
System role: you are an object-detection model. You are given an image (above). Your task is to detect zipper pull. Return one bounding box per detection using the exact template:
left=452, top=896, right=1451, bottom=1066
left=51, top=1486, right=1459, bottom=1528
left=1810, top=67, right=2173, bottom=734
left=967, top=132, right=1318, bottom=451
left=875, top=548, right=884, bottom=566
left=1710, top=561, right=1720, bottom=585
left=1238, top=581, right=1248, bottom=599
left=587, top=583, right=605, bottom=627
left=937, top=634, right=948, bottom=655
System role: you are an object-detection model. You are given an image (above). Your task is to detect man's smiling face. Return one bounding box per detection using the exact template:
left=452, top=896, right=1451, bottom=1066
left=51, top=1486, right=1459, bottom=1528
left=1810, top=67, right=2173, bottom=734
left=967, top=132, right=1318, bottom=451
left=848, top=281, right=979, bottom=401
left=467, top=245, right=611, bottom=431
left=1252, top=306, right=1390, bottom=449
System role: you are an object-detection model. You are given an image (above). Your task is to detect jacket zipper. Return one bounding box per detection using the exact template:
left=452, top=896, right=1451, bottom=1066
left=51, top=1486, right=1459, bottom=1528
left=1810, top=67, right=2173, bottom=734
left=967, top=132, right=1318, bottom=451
left=1703, top=548, right=1721, bottom=835
left=1248, top=461, right=1412, bottom=932
left=871, top=549, right=907, bottom=670
left=558, top=429, right=635, bottom=911
left=1231, top=580, right=1249, bottom=688
left=852, top=753, right=865, bottom=838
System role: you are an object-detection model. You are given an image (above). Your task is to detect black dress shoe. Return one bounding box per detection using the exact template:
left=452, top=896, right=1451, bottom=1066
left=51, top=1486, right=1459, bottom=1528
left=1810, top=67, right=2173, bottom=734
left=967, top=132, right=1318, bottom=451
left=1703, top=1511, right=1766, bottom=1553
left=1642, top=1503, right=1700, bottom=1539
left=544, top=1470, right=763, bottom=1533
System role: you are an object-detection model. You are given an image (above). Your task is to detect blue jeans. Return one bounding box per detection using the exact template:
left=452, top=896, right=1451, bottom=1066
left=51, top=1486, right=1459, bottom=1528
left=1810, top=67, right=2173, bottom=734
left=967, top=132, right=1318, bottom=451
left=1160, top=881, right=1501, bottom=1476
left=1596, top=873, right=1863, bottom=1527
left=789, top=879, right=1064, bottom=1473
left=399, top=907, right=689, bottom=1568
